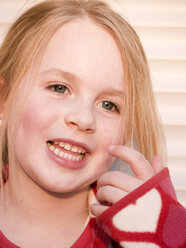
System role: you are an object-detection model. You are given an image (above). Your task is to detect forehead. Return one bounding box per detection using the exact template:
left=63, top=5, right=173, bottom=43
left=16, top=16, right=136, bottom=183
left=39, top=17, right=124, bottom=90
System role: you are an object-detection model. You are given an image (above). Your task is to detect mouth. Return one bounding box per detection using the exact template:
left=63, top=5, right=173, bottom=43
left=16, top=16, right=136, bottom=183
left=47, top=140, right=88, bottom=162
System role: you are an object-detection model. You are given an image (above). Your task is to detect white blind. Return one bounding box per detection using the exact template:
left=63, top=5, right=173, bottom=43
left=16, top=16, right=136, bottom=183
left=114, top=0, right=186, bottom=206
left=0, top=0, right=186, bottom=206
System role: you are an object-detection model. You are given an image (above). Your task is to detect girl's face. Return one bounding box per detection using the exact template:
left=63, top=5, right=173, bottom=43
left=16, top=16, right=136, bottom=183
left=12, top=18, right=125, bottom=193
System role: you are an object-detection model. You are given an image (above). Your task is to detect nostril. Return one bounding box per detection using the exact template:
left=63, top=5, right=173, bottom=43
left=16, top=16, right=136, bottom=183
left=68, top=121, right=78, bottom=127
left=64, top=110, right=96, bottom=132
left=86, top=128, right=94, bottom=133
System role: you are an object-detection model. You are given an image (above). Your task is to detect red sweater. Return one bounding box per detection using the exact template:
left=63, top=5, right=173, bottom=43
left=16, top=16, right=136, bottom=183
left=0, top=168, right=186, bottom=248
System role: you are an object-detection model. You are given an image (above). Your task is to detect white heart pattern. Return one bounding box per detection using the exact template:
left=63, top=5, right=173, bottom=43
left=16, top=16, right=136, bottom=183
left=120, top=241, right=160, bottom=248
left=112, top=189, right=162, bottom=233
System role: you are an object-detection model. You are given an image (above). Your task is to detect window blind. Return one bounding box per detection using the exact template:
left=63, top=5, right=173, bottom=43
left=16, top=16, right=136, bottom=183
left=0, top=0, right=186, bottom=206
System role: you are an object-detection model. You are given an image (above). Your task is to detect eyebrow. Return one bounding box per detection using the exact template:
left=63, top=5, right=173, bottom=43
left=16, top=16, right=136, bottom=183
left=100, top=87, right=125, bottom=98
left=39, top=68, right=78, bottom=83
left=39, top=67, right=125, bottom=98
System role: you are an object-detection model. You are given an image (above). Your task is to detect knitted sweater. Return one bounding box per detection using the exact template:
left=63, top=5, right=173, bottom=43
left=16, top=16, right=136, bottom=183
left=0, top=168, right=185, bottom=248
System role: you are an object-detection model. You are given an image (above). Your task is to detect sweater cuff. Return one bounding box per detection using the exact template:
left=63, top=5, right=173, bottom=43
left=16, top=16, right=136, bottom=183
left=97, top=168, right=186, bottom=248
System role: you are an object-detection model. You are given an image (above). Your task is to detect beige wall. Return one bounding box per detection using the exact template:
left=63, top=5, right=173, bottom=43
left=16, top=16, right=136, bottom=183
left=0, top=0, right=186, bottom=206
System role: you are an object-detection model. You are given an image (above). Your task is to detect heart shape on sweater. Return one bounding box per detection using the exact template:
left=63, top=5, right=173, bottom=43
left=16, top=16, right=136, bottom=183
left=112, top=189, right=162, bottom=233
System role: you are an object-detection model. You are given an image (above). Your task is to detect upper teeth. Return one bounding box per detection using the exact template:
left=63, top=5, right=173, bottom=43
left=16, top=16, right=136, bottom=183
left=53, top=141, right=86, bottom=154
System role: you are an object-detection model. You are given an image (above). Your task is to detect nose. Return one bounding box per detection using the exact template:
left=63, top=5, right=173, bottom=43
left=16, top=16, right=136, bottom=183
left=64, top=105, right=96, bottom=133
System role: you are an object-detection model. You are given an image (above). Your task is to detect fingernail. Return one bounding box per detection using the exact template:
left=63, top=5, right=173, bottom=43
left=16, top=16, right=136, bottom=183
left=108, top=145, right=116, bottom=151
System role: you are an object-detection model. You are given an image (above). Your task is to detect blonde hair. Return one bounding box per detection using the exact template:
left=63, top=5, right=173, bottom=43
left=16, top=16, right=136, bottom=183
left=0, top=0, right=165, bottom=185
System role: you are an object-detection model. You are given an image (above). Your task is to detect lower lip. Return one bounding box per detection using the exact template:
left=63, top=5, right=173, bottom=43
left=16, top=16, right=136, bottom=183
left=46, top=145, right=89, bottom=169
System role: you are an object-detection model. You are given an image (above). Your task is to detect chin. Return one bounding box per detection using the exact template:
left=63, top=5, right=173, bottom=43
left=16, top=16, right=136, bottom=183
left=34, top=176, right=89, bottom=195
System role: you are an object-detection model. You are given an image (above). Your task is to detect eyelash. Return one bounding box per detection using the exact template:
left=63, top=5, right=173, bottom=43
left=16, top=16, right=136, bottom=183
left=101, top=100, right=120, bottom=113
left=47, top=84, right=69, bottom=95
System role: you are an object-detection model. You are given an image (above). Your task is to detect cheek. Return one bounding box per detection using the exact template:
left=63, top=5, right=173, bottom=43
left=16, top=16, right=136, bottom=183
left=99, top=121, right=122, bottom=150
left=18, top=99, right=58, bottom=136
left=93, top=120, right=122, bottom=171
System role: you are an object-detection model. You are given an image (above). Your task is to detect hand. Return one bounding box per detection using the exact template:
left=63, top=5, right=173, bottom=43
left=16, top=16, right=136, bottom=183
left=90, top=145, right=164, bottom=217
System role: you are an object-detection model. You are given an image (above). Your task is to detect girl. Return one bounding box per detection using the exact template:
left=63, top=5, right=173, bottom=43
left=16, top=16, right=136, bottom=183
left=0, top=0, right=185, bottom=247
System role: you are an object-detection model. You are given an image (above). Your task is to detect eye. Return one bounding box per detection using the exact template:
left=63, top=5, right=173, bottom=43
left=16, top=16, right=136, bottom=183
left=48, top=84, right=69, bottom=94
left=102, top=101, right=119, bottom=113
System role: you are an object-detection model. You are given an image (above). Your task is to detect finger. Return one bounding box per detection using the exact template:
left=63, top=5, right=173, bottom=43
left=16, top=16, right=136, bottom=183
left=151, top=155, right=164, bottom=173
left=97, top=185, right=128, bottom=204
left=109, top=145, right=154, bottom=180
left=90, top=204, right=109, bottom=217
left=97, top=171, right=142, bottom=192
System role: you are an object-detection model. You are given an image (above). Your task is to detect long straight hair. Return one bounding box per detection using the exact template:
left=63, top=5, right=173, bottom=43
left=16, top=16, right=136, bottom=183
left=0, top=0, right=166, bottom=185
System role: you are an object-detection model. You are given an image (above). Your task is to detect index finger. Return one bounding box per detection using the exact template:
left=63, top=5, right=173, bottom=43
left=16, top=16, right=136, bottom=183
left=108, top=145, right=154, bottom=180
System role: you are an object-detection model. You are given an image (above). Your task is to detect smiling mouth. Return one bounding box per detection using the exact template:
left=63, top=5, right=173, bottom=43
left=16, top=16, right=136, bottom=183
left=47, top=140, right=87, bottom=161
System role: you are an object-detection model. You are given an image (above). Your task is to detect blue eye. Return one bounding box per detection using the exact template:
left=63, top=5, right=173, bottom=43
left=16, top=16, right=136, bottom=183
left=102, top=101, right=119, bottom=113
left=49, top=84, right=68, bottom=94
